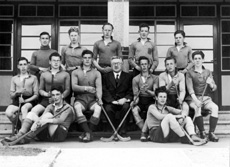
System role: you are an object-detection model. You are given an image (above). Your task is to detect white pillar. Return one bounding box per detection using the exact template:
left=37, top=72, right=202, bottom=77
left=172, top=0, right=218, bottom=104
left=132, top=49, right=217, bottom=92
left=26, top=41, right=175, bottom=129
left=108, top=0, right=129, bottom=72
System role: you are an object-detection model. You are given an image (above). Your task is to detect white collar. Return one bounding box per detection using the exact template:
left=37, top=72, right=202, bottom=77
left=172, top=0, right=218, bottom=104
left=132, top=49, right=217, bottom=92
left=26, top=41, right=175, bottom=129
left=113, top=71, right=121, bottom=78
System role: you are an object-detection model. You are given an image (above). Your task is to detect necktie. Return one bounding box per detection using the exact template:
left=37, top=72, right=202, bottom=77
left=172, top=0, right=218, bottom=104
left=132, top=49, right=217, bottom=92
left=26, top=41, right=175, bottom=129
left=115, top=74, right=119, bottom=86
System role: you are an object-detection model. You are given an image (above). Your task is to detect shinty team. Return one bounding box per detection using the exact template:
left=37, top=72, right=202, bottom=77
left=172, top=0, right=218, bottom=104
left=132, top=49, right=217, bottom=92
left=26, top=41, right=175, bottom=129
left=3, top=22, right=219, bottom=145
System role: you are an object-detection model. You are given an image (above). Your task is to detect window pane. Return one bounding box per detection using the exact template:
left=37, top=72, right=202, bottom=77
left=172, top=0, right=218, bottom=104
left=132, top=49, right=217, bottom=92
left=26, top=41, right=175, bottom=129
left=0, top=34, right=12, bottom=44
left=156, top=34, right=174, bottom=45
left=20, top=6, right=36, bottom=16
left=81, top=45, right=93, bottom=51
left=0, top=6, right=13, bottom=16
left=222, top=46, right=230, bottom=58
left=203, top=63, right=213, bottom=72
left=59, top=21, right=79, bottom=32
left=130, top=6, right=154, bottom=17
left=0, top=20, right=13, bottom=32
left=81, top=6, right=107, bottom=16
left=81, top=34, right=102, bottom=45
left=181, top=6, right=197, bottom=17
left=37, top=6, right=54, bottom=17
left=156, top=21, right=175, bottom=33
left=222, top=58, right=230, bottom=70
left=221, top=6, right=230, bottom=16
left=222, top=34, right=230, bottom=45
left=21, top=51, right=34, bottom=62
left=155, top=57, right=165, bottom=71
left=184, top=25, right=213, bottom=36
left=0, top=58, right=12, bottom=70
left=186, top=38, right=213, bottom=49
left=0, top=46, right=12, bottom=57
left=222, top=21, right=230, bottom=33
left=199, top=6, right=215, bottom=17
left=59, top=33, right=70, bottom=45
left=21, top=37, right=41, bottom=49
left=156, top=6, right=176, bottom=17
left=158, top=46, right=171, bottom=58
left=59, top=6, right=79, bottom=17
left=22, top=25, right=51, bottom=36
left=202, top=50, right=213, bottom=62
left=81, top=20, right=106, bottom=33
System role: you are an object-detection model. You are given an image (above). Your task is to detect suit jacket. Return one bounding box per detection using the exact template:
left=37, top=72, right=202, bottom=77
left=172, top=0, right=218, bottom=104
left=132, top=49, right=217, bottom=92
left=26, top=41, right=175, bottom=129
left=102, top=71, right=133, bottom=103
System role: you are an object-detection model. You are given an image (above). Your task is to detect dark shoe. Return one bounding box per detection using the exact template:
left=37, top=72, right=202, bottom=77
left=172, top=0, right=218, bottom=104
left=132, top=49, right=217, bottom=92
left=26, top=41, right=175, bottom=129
left=82, top=132, right=93, bottom=143
left=200, top=131, right=207, bottom=139
left=140, top=132, right=148, bottom=142
left=78, top=132, right=85, bottom=141
left=209, top=132, right=219, bottom=142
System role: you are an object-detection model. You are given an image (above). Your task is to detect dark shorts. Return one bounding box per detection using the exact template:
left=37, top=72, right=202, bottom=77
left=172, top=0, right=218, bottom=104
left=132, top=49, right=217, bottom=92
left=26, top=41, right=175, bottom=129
left=149, top=126, right=180, bottom=143
left=12, top=95, right=36, bottom=107
left=36, top=125, right=68, bottom=142
left=39, top=98, right=50, bottom=108
left=74, top=95, right=96, bottom=110
left=167, top=94, right=180, bottom=109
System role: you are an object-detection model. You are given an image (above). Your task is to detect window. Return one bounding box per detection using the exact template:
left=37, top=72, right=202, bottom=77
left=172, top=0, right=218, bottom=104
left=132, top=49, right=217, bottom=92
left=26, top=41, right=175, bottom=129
left=0, top=20, right=14, bottom=71
left=221, top=6, right=230, bottom=17
left=221, top=20, right=230, bottom=71
left=181, top=5, right=216, bottom=18
left=0, top=5, right=14, bottom=17
left=59, top=5, right=79, bottom=17
left=19, top=5, right=54, bottom=17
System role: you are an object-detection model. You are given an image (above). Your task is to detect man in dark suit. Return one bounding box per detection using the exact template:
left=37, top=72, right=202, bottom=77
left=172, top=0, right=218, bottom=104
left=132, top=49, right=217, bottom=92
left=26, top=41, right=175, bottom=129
left=102, top=56, right=133, bottom=137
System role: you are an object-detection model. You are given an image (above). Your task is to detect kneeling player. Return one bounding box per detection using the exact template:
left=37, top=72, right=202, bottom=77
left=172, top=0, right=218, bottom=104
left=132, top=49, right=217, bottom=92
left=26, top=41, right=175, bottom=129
left=145, top=86, right=206, bottom=145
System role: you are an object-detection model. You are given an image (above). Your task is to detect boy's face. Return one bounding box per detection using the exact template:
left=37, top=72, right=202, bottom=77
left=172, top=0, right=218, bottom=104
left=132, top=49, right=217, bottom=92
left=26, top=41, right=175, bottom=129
left=165, top=59, right=176, bottom=73
left=51, top=90, right=62, bottom=104
left=102, top=25, right=113, bottom=39
left=139, top=27, right=149, bottom=39
left=17, top=60, right=28, bottom=74
left=193, top=54, right=204, bottom=67
left=156, top=92, right=167, bottom=106
left=174, top=33, right=184, bottom=46
left=140, top=59, right=150, bottom=72
left=82, top=54, right=92, bottom=66
left=49, top=56, right=61, bottom=70
left=69, top=31, right=79, bottom=44
left=40, top=34, right=50, bottom=47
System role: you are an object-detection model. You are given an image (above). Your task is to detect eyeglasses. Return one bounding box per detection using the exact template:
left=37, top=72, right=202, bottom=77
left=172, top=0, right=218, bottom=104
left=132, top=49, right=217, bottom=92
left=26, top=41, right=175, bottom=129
left=112, top=62, right=122, bottom=65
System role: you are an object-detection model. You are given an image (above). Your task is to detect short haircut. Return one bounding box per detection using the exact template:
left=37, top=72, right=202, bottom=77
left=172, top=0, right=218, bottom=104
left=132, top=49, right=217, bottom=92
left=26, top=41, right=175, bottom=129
left=164, top=56, right=177, bottom=65
left=138, top=56, right=150, bottom=64
left=49, top=52, right=62, bottom=61
left=139, top=23, right=150, bottom=31
left=110, top=55, right=123, bottom=62
left=18, top=57, right=29, bottom=64
left=82, top=50, right=93, bottom=58
left=155, top=86, right=168, bottom=97
left=192, top=50, right=205, bottom=59
left=174, top=30, right=185, bottom=38
left=40, top=32, right=51, bottom=38
left=102, top=22, right=114, bottom=30
left=68, top=27, right=79, bottom=35
left=51, top=86, right=64, bottom=94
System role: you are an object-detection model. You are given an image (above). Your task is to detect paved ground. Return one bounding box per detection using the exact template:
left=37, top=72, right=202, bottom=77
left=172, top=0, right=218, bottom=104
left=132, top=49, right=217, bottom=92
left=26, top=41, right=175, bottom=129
left=0, top=135, right=229, bottom=167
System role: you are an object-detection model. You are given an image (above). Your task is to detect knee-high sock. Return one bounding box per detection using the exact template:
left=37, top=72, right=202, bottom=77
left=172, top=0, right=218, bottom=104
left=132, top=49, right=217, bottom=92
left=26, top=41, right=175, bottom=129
left=77, top=115, right=91, bottom=133
left=89, top=116, right=100, bottom=132
left=209, top=116, right=218, bottom=132
left=195, top=116, right=205, bottom=132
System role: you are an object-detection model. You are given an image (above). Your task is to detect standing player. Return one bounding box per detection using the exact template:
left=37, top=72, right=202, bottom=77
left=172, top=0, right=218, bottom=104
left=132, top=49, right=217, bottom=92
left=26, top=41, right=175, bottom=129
left=72, top=50, right=102, bottom=142
left=93, top=23, right=122, bottom=74
left=30, top=32, right=57, bottom=79
left=159, top=56, right=189, bottom=115
left=5, top=57, right=38, bottom=130
left=29, top=52, right=70, bottom=117
left=186, top=50, right=219, bottom=142
left=61, top=27, right=87, bottom=104
left=166, top=30, right=193, bottom=74
left=129, top=23, right=158, bottom=76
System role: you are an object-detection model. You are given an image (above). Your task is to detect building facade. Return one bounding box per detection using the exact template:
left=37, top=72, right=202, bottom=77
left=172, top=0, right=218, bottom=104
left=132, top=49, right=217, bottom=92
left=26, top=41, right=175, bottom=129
left=0, top=0, right=230, bottom=111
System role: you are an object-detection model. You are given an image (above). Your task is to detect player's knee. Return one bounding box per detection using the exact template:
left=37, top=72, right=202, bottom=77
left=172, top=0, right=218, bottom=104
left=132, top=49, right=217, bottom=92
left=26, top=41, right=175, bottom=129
left=74, top=103, right=83, bottom=115
left=132, top=107, right=139, bottom=116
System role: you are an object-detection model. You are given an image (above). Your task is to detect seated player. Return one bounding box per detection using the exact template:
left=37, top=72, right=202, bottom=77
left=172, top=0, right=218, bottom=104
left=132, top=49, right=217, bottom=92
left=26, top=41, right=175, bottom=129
left=159, top=56, right=189, bottom=115
left=145, top=86, right=205, bottom=145
left=72, top=50, right=102, bottom=142
left=5, top=86, right=74, bottom=144
left=5, top=57, right=38, bottom=131
left=186, top=50, right=219, bottom=142
left=132, top=56, right=158, bottom=130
